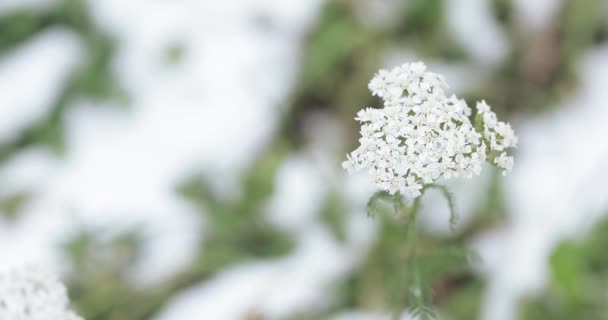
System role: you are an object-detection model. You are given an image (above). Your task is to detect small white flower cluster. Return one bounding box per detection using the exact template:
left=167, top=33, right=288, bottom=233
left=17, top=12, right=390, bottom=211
left=342, top=62, right=517, bottom=197
left=475, top=100, right=518, bottom=175
left=0, top=267, right=83, bottom=320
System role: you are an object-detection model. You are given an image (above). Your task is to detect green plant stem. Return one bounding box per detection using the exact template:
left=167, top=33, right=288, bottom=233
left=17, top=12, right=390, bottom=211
left=393, top=195, right=422, bottom=320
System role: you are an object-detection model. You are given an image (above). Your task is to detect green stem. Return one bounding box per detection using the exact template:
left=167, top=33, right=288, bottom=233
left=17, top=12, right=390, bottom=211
left=391, top=184, right=456, bottom=319
left=393, top=195, right=422, bottom=320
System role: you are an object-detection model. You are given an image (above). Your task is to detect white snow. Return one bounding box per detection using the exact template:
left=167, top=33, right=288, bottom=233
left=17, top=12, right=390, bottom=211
left=153, top=226, right=358, bottom=320
left=0, top=29, right=82, bottom=144
left=0, top=0, right=324, bottom=287
left=445, top=0, right=509, bottom=67
left=481, top=46, right=608, bottom=320
left=513, top=0, right=563, bottom=32
left=266, top=154, right=328, bottom=234
left=0, top=0, right=55, bottom=14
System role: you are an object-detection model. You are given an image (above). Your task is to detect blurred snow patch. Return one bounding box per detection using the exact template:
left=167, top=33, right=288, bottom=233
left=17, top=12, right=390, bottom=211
left=428, top=63, right=486, bottom=95
left=353, top=0, right=403, bottom=30
left=0, top=0, right=324, bottom=286
left=331, top=311, right=389, bottom=320
left=482, top=46, right=608, bottom=320
left=445, top=0, right=509, bottom=66
left=88, top=0, right=323, bottom=194
left=266, top=154, right=327, bottom=233
left=469, top=226, right=510, bottom=276
left=331, top=310, right=427, bottom=320
left=0, top=0, right=55, bottom=14
left=0, top=29, right=82, bottom=144
left=420, top=166, right=493, bottom=235
left=513, top=0, right=562, bottom=32
left=385, top=50, right=485, bottom=95
left=0, top=148, right=59, bottom=197
left=154, top=226, right=357, bottom=320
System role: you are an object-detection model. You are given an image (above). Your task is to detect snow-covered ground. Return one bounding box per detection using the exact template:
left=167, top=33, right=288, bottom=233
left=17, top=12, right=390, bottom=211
left=479, top=46, right=608, bottom=320
left=0, top=0, right=323, bottom=286
left=0, top=29, right=81, bottom=144
left=4, top=0, right=608, bottom=319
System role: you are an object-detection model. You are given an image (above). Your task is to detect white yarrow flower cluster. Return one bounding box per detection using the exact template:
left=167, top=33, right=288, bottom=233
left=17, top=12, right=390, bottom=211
left=0, top=267, right=83, bottom=320
left=475, top=100, right=518, bottom=175
left=342, top=62, right=517, bottom=197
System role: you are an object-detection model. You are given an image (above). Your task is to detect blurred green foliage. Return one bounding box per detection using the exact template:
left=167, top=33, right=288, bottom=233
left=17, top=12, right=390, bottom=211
left=0, top=191, right=30, bottom=221
left=178, top=144, right=295, bottom=274
left=520, top=217, right=608, bottom=320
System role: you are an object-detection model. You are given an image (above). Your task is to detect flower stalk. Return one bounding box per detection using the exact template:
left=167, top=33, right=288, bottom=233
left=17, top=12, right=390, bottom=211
left=344, top=61, right=518, bottom=318
left=392, top=187, right=437, bottom=320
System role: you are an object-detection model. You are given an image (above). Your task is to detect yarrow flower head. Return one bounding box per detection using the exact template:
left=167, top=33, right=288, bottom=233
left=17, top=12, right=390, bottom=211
left=0, top=266, right=83, bottom=320
left=475, top=100, right=518, bottom=175
left=342, top=62, right=517, bottom=197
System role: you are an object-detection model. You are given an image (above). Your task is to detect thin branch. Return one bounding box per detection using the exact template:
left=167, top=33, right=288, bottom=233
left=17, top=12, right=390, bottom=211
left=425, top=183, right=458, bottom=231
